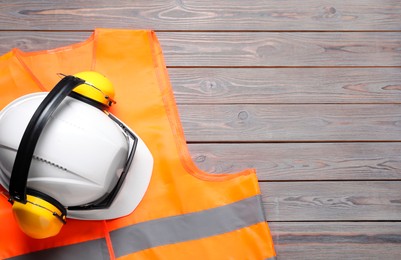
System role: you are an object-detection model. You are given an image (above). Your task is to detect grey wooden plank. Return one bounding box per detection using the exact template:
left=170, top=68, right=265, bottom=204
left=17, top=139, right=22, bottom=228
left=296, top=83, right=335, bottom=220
left=157, top=32, right=401, bottom=67
left=0, top=31, right=89, bottom=54
left=188, top=143, right=401, bottom=180
left=270, top=222, right=401, bottom=260
left=0, top=0, right=400, bottom=31
left=170, top=68, right=401, bottom=104
left=1, top=31, right=401, bottom=67
left=179, top=104, right=401, bottom=142
left=260, top=181, right=401, bottom=221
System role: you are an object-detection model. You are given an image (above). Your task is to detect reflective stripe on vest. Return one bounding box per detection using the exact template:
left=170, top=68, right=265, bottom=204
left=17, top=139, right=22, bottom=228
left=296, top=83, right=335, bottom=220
left=111, top=195, right=265, bottom=257
left=6, top=239, right=109, bottom=260
left=6, top=195, right=267, bottom=259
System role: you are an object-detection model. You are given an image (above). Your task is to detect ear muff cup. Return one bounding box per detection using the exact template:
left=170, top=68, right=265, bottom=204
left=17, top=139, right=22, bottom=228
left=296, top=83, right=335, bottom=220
left=12, top=194, right=66, bottom=239
left=72, top=71, right=116, bottom=108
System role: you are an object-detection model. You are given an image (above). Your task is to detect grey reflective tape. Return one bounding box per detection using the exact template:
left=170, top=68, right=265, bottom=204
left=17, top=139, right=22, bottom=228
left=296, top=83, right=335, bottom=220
left=266, top=257, right=277, bottom=260
left=6, top=238, right=109, bottom=260
left=111, top=195, right=266, bottom=257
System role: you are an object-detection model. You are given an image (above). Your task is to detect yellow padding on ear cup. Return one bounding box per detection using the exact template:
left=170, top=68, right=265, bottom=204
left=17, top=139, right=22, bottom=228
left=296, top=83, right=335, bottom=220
left=73, top=71, right=116, bottom=107
left=12, top=195, right=66, bottom=239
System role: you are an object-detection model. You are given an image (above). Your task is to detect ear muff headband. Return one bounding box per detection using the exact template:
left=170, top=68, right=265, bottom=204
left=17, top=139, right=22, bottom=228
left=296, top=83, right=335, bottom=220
left=7, top=76, right=84, bottom=239
left=8, top=75, right=138, bottom=238
left=9, top=76, right=85, bottom=203
left=9, top=74, right=138, bottom=210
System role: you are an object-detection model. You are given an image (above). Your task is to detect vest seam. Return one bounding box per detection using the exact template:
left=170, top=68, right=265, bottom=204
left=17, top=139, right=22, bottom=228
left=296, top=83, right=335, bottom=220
left=91, top=29, right=98, bottom=71
left=12, top=48, right=47, bottom=91
left=147, top=31, right=256, bottom=182
left=103, top=220, right=115, bottom=260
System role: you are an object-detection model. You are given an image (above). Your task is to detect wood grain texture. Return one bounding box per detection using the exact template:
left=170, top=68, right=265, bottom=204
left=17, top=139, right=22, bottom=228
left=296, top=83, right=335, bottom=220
left=179, top=104, right=401, bottom=142
left=0, top=0, right=400, bottom=31
left=188, top=143, right=401, bottom=180
left=261, top=181, right=401, bottom=221
left=158, top=32, right=401, bottom=67
left=270, top=222, right=401, bottom=259
left=0, top=31, right=89, bottom=55
left=170, top=68, right=401, bottom=104
left=1, top=31, right=401, bottom=66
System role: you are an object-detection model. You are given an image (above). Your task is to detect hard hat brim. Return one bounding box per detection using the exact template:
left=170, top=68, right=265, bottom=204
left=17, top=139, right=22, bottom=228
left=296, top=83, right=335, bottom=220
left=67, top=133, right=153, bottom=220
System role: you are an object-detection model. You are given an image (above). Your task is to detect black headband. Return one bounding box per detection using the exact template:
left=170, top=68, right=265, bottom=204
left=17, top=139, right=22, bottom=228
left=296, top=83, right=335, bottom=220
left=9, top=76, right=85, bottom=203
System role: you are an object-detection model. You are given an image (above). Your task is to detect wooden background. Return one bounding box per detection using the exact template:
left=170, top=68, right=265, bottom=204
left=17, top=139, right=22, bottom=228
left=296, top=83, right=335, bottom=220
left=1, top=0, right=401, bottom=259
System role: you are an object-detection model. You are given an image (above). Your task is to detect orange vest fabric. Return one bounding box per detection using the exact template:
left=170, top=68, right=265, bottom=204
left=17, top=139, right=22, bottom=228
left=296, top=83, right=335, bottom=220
left=0, top=29, right=276, bottom=259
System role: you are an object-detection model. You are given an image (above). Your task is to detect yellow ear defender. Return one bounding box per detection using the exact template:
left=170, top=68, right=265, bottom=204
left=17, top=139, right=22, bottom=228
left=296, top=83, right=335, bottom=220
left=12, top=193, right=66, bottom=239
left=8, top=72, right=115, bottom=239
left=72, top=71, right=116, bottom=108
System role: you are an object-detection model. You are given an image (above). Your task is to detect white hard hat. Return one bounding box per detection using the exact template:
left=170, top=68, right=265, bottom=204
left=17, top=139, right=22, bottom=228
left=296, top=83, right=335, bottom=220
left=0, top=73, right=153, bottom=238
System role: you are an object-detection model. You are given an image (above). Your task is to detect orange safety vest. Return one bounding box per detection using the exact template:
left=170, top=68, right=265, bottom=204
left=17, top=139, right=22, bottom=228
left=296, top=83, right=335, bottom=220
left=0, top=29, right=276, bottom=259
